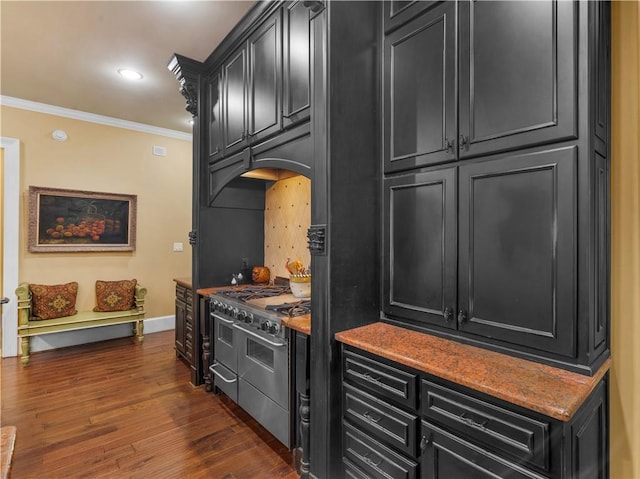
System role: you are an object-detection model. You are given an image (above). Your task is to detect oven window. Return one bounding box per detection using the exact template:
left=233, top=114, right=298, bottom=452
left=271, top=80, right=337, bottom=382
left=219, top=324, right=233, bottom=346
left=247, top=339, right=275, bottom=370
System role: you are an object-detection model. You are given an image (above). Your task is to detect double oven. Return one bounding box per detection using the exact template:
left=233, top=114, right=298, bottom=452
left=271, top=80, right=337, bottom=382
left=209, top=286, right=307, bottom=447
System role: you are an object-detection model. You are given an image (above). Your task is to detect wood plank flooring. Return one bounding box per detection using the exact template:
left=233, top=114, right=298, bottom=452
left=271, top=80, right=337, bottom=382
left=0, top=331, right=298, bottom=479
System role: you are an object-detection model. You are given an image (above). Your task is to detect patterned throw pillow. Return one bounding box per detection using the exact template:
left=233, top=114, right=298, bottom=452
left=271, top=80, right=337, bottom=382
left=93, top=279, right=137, bottom=312
left=29, top=282, right=79, bottom=320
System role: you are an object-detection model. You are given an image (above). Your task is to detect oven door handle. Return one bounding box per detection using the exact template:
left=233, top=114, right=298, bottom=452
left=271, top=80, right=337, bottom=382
left=212, top=313, right=234, bottom=325
left=232, top=323, right=287, bottom=347
left=210, top=362, right=237, bottom=383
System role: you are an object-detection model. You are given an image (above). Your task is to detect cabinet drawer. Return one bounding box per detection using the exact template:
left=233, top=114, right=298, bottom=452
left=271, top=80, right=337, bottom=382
left=344, top=349, right=418, bottom=409
left=344, top=383, right=419, bottom=456
left=422, top=420, right=547, bottom=479
left=343, top=458, right=372, bottom=479
left=343, top=421, right=418, bottom=479
left=421, top=380, right=550, bottom=472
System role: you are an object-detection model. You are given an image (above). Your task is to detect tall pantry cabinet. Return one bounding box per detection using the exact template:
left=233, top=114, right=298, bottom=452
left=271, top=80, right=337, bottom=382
left=382, top=0, right=610, bottom=376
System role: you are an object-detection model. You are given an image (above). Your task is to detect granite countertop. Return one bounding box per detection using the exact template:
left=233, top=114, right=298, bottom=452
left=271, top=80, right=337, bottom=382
left=281, top=315, right=311, bottom=335
left=173, top=277, right=192, bottom=289
left=335, top=322, right=610, bottom=422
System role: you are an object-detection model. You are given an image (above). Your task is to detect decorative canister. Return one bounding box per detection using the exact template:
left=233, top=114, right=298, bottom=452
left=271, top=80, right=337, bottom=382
left=289, top=275, right=311, bottom=298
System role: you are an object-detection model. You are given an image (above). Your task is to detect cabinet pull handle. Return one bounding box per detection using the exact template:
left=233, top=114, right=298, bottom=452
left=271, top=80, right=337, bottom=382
left=460, top=412, right=488, bottom=429
left=459, top=135, right=469, bottom=150
left=420, top=434, right=432, bottom=453
left=362, top=371, right=383, bottom=386
left=457, top=310, right=467, bottom=324
left=445, top=138, right=454, bottom=153
left=443, top=307, right=453, bottom=322
left=362, top=410, right=382, bottom=424
left=363, top=453, right=383, bottom=468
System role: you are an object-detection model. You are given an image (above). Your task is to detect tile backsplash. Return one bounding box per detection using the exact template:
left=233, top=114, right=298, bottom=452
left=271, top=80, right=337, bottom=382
left=264, top=175, right=311, bottom=280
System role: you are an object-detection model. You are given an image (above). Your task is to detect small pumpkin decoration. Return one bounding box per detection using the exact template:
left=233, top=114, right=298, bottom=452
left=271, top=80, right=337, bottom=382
left=252, top=266, right=270, bottom=284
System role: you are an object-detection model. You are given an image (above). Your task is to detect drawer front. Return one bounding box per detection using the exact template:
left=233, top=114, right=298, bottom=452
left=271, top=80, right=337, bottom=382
left=176, top=284, right=187, bottom=300
left=344, top=383, right=419, bottom=456
left=421, top=380, right=550, bottom=471
left=344, top=349, right=418, bottom=409
left=343, top=421, right=418, bottom=479
left=421, top=421, right=547, bottom=479
left=344, top=458, right=372, bottom=479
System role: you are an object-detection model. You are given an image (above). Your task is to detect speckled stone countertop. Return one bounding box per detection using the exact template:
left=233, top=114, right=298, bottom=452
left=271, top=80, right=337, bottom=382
left=281, top=316, right=311, bottom=335
left=173, top=277, right=192, bottom=289
left=335, top=322, right=610, bottom=422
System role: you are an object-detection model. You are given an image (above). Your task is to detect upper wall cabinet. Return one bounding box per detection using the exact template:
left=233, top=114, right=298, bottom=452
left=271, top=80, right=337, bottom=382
left=383, top=0, right=578, bottom=173
left=206, top=3, right=311, bottom=165
left=248, top=11, right=282, bottom=143
left=282, top=0, right=311, bottom=128
left=223, top=47, right=249, bottom=156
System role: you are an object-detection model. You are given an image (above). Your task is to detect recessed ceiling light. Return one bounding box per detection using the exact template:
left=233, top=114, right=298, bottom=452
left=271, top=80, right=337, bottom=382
left=118, top=69, right=143, bottom=80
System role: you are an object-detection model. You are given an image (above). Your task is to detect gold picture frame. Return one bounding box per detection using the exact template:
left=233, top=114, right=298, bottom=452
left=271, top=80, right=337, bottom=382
left=28, top=186, right=137, bottom=252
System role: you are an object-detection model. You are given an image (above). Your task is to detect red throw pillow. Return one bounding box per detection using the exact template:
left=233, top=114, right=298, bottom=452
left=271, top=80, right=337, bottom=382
left=93, top=279, right=137, bottom=312
left=29, top=282, right=79, bottom=320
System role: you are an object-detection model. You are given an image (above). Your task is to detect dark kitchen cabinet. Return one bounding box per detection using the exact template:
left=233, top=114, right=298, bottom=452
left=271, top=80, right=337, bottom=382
left=207, top=69, right=223, bottom=162
left=383, top=1, right=456, bottom=172
left=282, top=0, right=311, bottom=128
left=385, top=146, right=578, bottom=359
left=383, top=167, right=457, bottom=329
left=384, top=0, right=578, bottom=173
left=458, top=0, right=577, bottom=159
left=207, top=5, right=308, bottom=164
left=174, top=281, right=194, bottom=366
left=340, top=343, right=609, bottom=479
left=383, top=1, right=610, bottom=375
left=248, top=10, right=282, bottom=143
left=457, top=147, right=577, bottom=357
left=223, top=47, right=248, bottom=156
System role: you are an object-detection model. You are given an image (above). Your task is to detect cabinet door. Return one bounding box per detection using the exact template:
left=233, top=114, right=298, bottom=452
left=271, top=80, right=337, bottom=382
left=282, top=0, right=311, bottom=128
left=384, top=2, right=456, bottom=173
left=458, top=147, right=577, bottom=358
left=458, top=0, right=577, bottom=159
left=223, top=47, right=248, bottom=154
left=383, top=1, right=439, bottom=34
left=248, top=10, right=282, bottom=142
left=383, top=167, right=457, bottom=329
left=207, top=69, right=224, bottom=162
left=421, top=421, right=546, bottom=479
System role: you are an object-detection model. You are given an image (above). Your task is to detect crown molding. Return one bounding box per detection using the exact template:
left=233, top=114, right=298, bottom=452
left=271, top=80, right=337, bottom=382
left=1, top=96, right=192, bottom=141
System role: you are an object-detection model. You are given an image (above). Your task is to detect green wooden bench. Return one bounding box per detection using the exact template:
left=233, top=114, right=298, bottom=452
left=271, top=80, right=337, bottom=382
left=15, top=282, right=147, bottom=366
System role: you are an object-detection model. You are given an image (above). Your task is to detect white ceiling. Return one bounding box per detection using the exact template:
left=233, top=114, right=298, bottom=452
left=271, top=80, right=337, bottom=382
left=1, top=1, right=256, bottom=135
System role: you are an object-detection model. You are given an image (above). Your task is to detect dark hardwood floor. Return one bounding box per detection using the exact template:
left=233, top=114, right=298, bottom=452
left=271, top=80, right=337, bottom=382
left=1, top=331, right=298, bottom=479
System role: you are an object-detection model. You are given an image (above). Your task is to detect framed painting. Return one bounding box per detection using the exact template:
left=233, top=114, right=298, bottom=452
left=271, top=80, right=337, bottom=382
left=28, top=186, right=137, bottom=252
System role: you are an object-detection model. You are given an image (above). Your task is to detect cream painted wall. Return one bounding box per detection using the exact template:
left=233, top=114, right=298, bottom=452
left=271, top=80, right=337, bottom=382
left=611, top=2, right=640, bottom=478
left=0, top=106, right=191, bottom=352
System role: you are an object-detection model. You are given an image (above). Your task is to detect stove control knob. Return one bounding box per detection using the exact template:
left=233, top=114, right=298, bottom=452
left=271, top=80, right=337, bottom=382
left=268, top=323, right=280, bottom=335
left=261, top=321, right=271, bottom=332
left=230, top=307, right=239, bottom=319
left=238, top=310, right=247, bottom=322
left=211, top=300, right=219, bottom=312
left=246, top=312, right=254, bottom=324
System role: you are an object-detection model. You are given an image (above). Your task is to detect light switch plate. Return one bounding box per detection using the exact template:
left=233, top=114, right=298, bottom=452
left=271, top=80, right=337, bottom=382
left=173, top=242, right=184, bottom=252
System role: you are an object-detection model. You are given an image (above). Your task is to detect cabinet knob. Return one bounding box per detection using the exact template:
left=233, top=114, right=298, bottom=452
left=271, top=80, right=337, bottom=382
left=459, top=135, right=469, bottom=151
left=443, top=308, right=453, bottom=322
left=420, top=434, right=432, bottom=453
left=457, top=310, right=467, bottom=324
left=445, top=138, right=454, bottom=153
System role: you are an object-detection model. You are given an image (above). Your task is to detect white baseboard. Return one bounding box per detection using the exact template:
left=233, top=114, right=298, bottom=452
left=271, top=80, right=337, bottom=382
left=29, top=315, right=175, bottom=353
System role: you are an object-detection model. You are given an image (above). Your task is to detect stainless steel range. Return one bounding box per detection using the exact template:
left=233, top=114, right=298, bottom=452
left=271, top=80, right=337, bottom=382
left=209, top=285, right=310, bottom=447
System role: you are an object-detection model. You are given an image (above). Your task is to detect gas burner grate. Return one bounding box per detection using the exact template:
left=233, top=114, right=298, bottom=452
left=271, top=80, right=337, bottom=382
left=217, top=285, right=291, bottom=301
left=265, top=301, right=311, bottom=317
